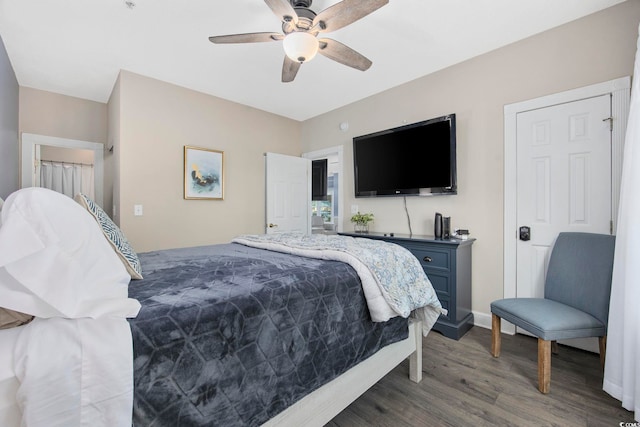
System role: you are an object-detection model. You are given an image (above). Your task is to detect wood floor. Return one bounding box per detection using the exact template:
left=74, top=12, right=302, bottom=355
left=326, top=326, right=633, bottom=427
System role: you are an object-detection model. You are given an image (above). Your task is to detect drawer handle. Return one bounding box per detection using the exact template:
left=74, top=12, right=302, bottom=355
left=423, top=256, right=432, bottom=263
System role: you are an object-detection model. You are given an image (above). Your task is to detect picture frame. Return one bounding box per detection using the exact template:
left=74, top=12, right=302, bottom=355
left=184, top=146, right=224, bottom=200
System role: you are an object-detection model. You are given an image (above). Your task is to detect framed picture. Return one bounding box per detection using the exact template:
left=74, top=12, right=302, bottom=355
left=184, top=146, right=224, bottom=200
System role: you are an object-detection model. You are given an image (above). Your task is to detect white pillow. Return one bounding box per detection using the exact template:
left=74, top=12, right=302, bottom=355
left=0, top=188, right=140, bottom=319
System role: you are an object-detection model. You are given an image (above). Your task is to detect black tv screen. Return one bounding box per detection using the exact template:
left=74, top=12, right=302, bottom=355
left=353, top=114, right=457, bottom=197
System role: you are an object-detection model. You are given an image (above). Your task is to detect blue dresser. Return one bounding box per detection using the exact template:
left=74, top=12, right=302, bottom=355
left=340, top=232, right=475, bottom=340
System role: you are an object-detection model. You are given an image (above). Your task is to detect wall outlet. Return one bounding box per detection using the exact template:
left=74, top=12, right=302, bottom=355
left=134, top=204, right=143, bottom=216
left=350, top=205, right=359, bottom=215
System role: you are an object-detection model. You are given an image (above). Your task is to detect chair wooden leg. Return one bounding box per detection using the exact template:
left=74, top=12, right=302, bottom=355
left=599, top=336, right=607, bottom=368
left=538, top=338, right=551, bottom=394
left=491, top=314, right=501, bottom=357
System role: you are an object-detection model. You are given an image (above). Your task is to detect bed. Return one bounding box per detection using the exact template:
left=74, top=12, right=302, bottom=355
left=0, top=188, right=443, bottom=426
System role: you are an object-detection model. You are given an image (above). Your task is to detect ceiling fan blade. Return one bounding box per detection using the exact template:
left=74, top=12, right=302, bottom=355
left=264, top=0, right=298, bottom=26
left=317, top=38, right=372, bottom=71
left=313, top=0, right=388, bottom=33
left=282, top=56, right=301, bottom=83
left=209, top=32, right=283, bottom=44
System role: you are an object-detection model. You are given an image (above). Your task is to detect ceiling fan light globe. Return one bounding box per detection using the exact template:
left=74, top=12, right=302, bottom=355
left=283, top=31, right=318, bottom=63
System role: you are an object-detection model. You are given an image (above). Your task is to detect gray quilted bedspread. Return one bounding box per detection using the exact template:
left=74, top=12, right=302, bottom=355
left=128, top=243, right=408, bottom=426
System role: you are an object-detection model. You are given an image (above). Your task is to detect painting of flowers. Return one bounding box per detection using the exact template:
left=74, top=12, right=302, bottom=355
left=184, top=146, right=224, bottom=200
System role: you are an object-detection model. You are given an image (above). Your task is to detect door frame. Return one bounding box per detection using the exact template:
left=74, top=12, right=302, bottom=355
left=303, top=145, right=344, bottom=233
left=21, top=133, right=104, bottom=207
left=502, top=77, right=630, bottom=333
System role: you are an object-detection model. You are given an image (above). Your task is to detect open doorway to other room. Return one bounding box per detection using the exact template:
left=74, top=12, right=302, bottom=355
left=303, top=146, right=344, bottom=234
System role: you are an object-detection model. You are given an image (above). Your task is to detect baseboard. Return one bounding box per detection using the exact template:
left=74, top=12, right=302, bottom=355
left=472, top=310, right=515, bottom=335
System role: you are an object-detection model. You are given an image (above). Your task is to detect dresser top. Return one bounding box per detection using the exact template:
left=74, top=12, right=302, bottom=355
left=339, top=231, right=475, bottom=246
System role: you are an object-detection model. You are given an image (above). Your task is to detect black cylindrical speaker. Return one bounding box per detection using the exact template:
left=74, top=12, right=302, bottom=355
left=434, top=212, right=443, bottom=238
left=443, top=217, right=451, bottom=239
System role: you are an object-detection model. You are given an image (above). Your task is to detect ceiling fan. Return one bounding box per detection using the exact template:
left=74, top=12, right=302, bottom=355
left=208, top=0, right=388, bottom=82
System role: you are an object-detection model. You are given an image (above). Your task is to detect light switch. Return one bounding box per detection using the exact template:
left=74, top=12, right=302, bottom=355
left=134, top=204, right=143, bottom=216
left=351, top=204, right=359, bottom=214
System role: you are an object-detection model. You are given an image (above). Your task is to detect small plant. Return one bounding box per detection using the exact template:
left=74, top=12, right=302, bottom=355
left=350, top=212, right=374, bottom=225
left=350, top=212, right=374, bottom=233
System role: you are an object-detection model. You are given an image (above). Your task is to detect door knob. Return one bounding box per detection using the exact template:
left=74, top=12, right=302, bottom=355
left=268, top=223, right=278, bottom=228
left=519, top=226, right=531, bottom=241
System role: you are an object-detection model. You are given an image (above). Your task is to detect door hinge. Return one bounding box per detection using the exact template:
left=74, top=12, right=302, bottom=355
left=603, top=117, right=613, bottom=132
left=610, top=220, right=614, bottom=235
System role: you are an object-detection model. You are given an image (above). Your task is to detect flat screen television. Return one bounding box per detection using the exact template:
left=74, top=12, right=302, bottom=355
left=353, top=114, right=457, bottom=197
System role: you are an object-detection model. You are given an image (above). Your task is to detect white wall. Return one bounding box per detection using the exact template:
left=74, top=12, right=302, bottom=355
left=299, top=1, right=640, bottom=322
left=0, top=35, right=18, bottom=200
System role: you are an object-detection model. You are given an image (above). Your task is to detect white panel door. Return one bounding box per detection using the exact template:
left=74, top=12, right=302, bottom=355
left=265, top=152, right=311, bottom=234
left=516, top=95, right=612, bottom=301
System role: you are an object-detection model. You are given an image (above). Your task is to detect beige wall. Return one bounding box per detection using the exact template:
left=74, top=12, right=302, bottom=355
left=18, top=87, right=111, bottom=211
left=107, top=75, right=121, bottom=222
left=115, top=71, right=301, bottom=252
left=40, top=146, right=94, bottom=164
left=19, top=87, right=107, bottom=143
left=299, top=1, right=640, bottom=321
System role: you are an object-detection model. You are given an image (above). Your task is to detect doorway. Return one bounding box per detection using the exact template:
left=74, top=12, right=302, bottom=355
left=265, top=152, right=311, bottom=234
left=38, top=145, right=96, bottom=200
left=515, top=94, right=612, bottom=301
left=303, top=145, right=344, bottom=233
left=21, top=133, right=104, bottom=207
left=502, top=77, right=630, bottom=336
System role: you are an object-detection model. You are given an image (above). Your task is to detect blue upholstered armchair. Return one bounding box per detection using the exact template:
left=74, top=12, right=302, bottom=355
left=490, top=232, right=616, bottom=394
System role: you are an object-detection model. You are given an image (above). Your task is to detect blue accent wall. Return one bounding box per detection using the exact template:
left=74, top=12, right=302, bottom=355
left=0, top=35, right=18, bottom=200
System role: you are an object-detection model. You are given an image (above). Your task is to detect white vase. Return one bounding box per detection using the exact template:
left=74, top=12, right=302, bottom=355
left=354, top=223, right=369, bottom=233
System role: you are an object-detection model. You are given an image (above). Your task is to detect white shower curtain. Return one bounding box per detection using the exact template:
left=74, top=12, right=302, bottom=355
left=603, top=23, right=640, bottom=422
left=40, top=161, right=95, bottom=200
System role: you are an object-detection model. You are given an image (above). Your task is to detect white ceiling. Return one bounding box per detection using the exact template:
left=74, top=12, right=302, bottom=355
left=0, top=0, right=626, bottom=121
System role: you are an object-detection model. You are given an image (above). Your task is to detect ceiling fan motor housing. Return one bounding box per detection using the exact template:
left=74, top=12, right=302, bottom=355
left=291, top=0, right=312, bottom=8
left=282, top=6, right=315, bottom=34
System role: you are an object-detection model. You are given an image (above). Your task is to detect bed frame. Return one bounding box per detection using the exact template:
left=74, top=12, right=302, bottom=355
left=264, top=319, right=423, bottom=426
left=0, top=320, right=422, bottom=427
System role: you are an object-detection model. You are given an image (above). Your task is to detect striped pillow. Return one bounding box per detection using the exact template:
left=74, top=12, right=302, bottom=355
left=75, top=194, right=143, bottom=280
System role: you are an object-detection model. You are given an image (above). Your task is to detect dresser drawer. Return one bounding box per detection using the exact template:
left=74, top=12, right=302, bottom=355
left=425, top=272, right=449, bottom=295
left=407, top=247, right=450, bottom=271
